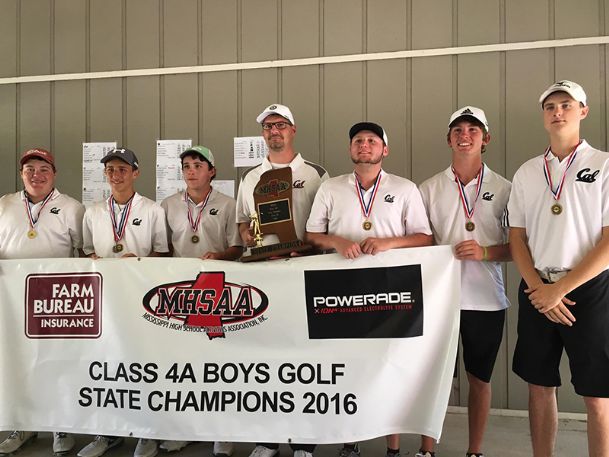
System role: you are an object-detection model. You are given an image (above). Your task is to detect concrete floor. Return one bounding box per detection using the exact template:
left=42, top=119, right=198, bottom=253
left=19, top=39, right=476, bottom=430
left=0, top=412, right=587, bottom=457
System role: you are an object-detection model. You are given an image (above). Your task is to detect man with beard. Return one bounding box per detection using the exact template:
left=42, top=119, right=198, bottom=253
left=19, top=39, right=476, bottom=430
left=236, top=103, right=329, bottom=248
left=305, top=122, right=432, bottom=457
left=236, top=105, right=328, bottom=457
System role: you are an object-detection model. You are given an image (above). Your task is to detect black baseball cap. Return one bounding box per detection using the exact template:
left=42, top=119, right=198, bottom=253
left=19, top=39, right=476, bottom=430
left=349, top=122, right=388, bottom=145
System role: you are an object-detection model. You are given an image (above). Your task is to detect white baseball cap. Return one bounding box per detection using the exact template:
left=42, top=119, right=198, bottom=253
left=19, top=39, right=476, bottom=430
left=448, top=106, right=490, bottom=133
left=539, top=80, right=587, bottom=106
left=256, top=103, right=295, bottom=125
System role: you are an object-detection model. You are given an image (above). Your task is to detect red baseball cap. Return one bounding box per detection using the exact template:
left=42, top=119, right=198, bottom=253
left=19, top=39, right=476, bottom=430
left=20, top=148, right=56, bottom=168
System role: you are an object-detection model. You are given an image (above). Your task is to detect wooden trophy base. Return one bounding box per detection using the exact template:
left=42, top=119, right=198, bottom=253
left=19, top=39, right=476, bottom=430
left=240, top=240, right=313, bottom=262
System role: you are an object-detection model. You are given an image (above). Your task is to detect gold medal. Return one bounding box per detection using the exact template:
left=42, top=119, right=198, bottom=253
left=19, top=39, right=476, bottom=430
left=465, top=221, right=475, bottom=232
left=551, top=203, right=562, bottom=215
left=113, top=243, right=124, bottom=253
left=27, top=229, right=37, bottom=239
left=363, top=220, right=372, bottom=231
left=191, top=235, right=200, bottom=243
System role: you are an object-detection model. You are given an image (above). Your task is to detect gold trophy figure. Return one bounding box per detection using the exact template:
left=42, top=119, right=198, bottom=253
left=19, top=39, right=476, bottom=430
left=249, top=212, right=264, bottom=248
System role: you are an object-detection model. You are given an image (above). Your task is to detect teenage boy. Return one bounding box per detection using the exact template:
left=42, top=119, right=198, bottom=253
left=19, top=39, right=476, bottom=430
left=79, top=147, right=168, bottom=457
left=305, top=122, right=432, bottom=457
left=508, top=80, right=609, bottom=457
left=418, top=107, right=511, bottom=457
left=0, top=148, right=84, bottom=456
left=159, top=145, right=242, bottom=455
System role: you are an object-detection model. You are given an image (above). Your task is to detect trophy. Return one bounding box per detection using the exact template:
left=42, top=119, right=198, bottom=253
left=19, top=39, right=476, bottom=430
left=240, top=167, right=312, bottom=262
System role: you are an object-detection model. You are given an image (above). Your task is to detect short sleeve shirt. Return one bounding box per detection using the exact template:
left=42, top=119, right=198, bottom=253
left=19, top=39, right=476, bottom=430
left=0, top=190, right=84, bottom=259
left=306, top=170, right=432, bottom=241
left=507, top=140, right=609, bottom=271
left=419, top=164, right=511, bottom=311
left=83, top=192, right=169, bottom=257
left=236, top=153, right=329, bottom=242
left=161, top=189, right=242, bottom=258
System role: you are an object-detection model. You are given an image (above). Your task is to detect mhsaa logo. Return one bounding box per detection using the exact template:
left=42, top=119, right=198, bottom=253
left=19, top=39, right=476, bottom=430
left=142, top=272, right=269, bottom=340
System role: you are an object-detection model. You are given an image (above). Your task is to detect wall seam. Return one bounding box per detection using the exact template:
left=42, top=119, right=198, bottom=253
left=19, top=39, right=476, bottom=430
left=85, top=0, right=91, bottom=142
left=159, top=0, right=165, bottom=140
left=16, top=0, right=21, bottom=160
left=599, top=0, right=606, bottom=151
left=50, top=0, right=56, bottom=152
left=362, top=0, right=367, bottom=118
left=122, top=0, right=127, bottom=146
left=278, top=0, right=282, bottom=101
left=319, top=0, right=325, bottom=167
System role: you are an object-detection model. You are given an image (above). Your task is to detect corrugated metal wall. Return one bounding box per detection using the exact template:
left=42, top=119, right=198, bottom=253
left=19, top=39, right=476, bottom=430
left=1, top=0, right=608, bottom=413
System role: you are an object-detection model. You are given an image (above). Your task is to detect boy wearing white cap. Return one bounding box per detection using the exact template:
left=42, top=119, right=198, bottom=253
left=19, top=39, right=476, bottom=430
left=418, top=107, right=511, bottom=457
left=508, top=80, right=609, bottom=456
left=0, top=148, right=84, bottom=456
left=79, top=147, right=168, bottom=457
left=306, top=122, right=432, bottom=457
left=159, top=145, right=241, bottom=456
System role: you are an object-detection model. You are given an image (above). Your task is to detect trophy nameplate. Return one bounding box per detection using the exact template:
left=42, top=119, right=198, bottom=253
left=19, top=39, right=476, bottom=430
left=241, top=167, right=312, bottom=262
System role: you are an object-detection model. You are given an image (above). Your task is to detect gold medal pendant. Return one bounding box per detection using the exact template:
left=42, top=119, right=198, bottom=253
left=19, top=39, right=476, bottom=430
left=113, top=243, right=124, bottom=253
left=27, top=229, right=37, bottom=239
left=191, top=235, right=200, bottom=243
left=363, top=220, right=372, bottom=231
left=465, top=221, right=475, bottom=232
left=551, top=203, right=562, bottom=215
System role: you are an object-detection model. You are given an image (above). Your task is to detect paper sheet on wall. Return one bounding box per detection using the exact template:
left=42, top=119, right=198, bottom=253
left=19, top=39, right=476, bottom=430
left=213, top=180, right=235, bottom=199
left=155, top=139, right=192, bottom=202
left=82, top=142, right=117, bottom=207
left=234, top=136, right=268, bottom=168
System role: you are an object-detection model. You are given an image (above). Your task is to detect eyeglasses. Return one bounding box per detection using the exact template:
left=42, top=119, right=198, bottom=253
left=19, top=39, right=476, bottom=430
left=261, top=122, right=291, bottom=130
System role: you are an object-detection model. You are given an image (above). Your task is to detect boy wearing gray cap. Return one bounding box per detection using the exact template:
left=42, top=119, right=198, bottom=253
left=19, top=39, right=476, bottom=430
left=79, top=147, right=168, bottom=457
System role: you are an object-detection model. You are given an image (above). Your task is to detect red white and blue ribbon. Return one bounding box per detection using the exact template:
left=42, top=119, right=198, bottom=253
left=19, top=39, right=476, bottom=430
left=542, top=141, right=581, bottom=201
left=23, top=189, right=55, bottom=229
left=452, top=166, right=484, bottom=221
left=184, top=189, right=212, bottom=235
left=354, top=172, right=382, bottom=222
left=108, top=194, right=135, bottom=244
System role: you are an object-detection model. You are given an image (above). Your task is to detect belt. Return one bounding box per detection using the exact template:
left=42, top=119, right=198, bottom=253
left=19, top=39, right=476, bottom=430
left=536, top=269, right=570, bottom=283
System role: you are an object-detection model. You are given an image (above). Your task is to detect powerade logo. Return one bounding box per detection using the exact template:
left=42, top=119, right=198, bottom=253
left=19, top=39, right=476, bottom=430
left=304, top=265, right=423, bottom=339
left=142, top=272, right=269, bottom=340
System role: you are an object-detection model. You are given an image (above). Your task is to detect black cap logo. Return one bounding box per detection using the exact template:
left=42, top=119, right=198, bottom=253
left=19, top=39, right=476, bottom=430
left=555, top=81, right=570, bottom=88
left=269, top=105, right=277, bottom=110
left=461, top=108, right=473, bottom=115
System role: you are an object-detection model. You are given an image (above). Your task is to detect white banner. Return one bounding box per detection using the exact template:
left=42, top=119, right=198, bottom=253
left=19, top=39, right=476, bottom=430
left=0, top=246, right=459, bottom=444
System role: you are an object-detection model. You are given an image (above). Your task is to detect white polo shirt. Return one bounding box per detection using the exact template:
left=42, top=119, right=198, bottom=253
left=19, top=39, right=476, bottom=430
left=419, top=165, right=511, bottom=311
left=306, top=170, right=432, bottom=242
left=0, top=190, right=84, bottom=259
left=161, top=189, right=243, bottom=258
left=508, top=140, right=609, bottom=271
left=236, top=153, right=329, bottom=243
left=83, top=192, right=169, bottom=257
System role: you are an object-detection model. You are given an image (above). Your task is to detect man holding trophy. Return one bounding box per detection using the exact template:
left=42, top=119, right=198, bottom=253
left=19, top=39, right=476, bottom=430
left=235, top=103, right=328, bottom=456
left=236, top=103, right=329, bottom=260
